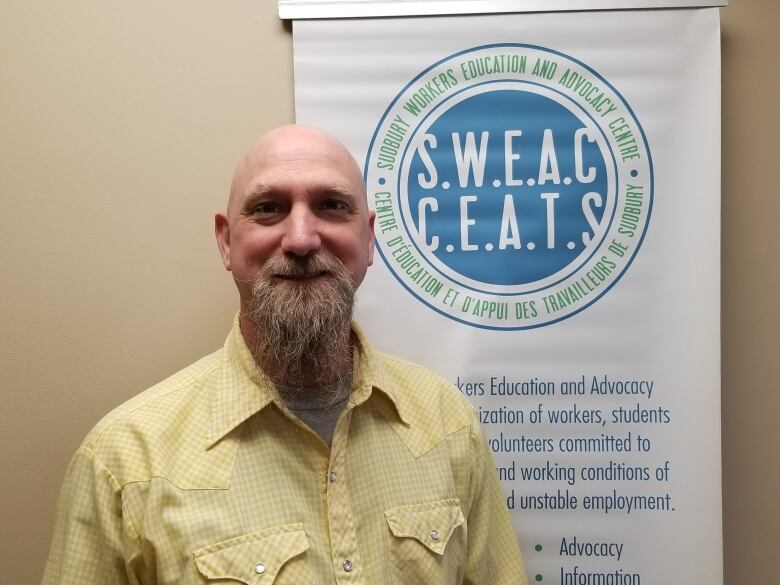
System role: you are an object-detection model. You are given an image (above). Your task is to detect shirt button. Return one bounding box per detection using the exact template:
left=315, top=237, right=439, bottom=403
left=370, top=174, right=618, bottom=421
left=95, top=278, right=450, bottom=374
left=343, top=559, right=353, bottom=572
left=430, top=529, right=440, bottom=541
left=254, top=563, right=266, bottom=575
left=329, top=471, right=337, bottom=483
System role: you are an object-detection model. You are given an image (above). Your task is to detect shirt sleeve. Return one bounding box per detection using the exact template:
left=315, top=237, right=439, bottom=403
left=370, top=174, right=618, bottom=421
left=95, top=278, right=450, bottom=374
left=41, top=447, right=142, bottom=585
left=463, top=414, right=529, bottom=585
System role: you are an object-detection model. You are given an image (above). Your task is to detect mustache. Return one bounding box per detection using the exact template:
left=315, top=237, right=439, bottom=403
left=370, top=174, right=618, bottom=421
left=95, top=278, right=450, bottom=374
left=261, top=254, right=342, bottom=279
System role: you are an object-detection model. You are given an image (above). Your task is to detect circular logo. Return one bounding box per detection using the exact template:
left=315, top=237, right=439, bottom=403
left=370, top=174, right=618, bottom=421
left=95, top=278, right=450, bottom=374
left=366, top=44, right=653, bottom=329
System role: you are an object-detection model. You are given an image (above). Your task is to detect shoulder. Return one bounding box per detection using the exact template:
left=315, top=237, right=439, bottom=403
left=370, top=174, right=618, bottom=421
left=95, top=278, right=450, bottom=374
left=84, top=349, right=222, bottom=448
left=374, top=350, right=479, bottom=440
left=378, top=351, right=466, bottom=402
left=78, top=349, right=225, bottom=487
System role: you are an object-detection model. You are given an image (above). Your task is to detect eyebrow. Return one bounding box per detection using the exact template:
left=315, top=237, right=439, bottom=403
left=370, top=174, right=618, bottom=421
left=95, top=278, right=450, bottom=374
left=241, top=183, right=362, bottom=212
left=240, top=184, right=272, bottom=211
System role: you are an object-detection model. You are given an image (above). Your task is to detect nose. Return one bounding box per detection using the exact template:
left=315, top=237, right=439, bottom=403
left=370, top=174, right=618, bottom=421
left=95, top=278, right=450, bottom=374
left=280, top=204, right=322, bottom=257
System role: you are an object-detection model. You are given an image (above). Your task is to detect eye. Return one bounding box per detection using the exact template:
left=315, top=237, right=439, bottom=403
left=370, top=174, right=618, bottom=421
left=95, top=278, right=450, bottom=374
left=252, top=201, right=280, bottom=214
left=322, top=199, right=348, bottom=211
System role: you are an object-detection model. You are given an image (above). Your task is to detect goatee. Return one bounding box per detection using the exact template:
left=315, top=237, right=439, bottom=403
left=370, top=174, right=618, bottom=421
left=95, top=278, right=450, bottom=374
left=247, top=252, right=355, bottom=393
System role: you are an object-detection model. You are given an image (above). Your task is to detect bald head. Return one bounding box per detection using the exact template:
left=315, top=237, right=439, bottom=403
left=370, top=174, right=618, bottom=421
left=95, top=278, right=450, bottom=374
left=227, top=125, right=367, bottom=218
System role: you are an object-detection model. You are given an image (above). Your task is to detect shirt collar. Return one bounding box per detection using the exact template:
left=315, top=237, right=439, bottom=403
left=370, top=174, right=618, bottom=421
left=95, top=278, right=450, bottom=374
left=206, top=315, right=408, bottom=449
left=348, top=322, right=409, bottom=425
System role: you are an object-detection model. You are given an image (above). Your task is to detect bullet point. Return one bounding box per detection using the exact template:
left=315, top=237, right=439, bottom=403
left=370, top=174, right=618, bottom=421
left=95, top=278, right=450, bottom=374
left=535, top=544, right=542, bottom=552
left=535, top=575, right=543, bottom=582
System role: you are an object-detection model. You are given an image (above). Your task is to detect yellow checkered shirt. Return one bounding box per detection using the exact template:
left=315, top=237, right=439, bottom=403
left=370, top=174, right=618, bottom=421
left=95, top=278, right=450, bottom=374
left=42, top=316, right=527, bottom=585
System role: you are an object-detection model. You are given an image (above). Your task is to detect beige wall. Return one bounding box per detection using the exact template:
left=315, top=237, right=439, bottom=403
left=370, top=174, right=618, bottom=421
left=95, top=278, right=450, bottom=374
left=0, top=1, right=775, bottom=583
left=720, top=0, right=780, bottom=580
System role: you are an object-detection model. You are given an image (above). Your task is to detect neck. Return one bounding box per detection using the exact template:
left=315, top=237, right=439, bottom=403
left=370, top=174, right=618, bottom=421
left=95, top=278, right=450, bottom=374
left=278, top=373, right=353, bottom=409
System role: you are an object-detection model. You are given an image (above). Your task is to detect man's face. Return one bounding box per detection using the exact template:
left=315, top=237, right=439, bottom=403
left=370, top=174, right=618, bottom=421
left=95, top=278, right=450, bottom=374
left=216, top=126, right=376, bottom=312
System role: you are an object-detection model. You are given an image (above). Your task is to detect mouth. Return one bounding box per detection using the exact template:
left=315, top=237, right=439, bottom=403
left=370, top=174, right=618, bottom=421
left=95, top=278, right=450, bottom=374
left=273, top=271, right=329, bottom=282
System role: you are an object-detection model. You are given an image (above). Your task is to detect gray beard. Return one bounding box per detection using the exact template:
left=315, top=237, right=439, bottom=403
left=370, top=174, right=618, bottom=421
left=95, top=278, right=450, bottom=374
left=247, top=252, right=355, bottom=393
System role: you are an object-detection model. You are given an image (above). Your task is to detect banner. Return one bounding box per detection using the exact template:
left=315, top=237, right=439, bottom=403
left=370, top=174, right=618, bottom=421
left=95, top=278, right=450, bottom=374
left=294, top=8, right=721, bottom=584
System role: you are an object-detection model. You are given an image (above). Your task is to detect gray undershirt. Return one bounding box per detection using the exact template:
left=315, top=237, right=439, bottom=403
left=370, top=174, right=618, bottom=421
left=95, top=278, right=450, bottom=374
left=278, top=376, right=352, bottom=446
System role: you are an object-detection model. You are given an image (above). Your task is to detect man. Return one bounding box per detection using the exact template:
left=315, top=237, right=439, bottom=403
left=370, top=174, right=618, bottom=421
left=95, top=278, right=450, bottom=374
left=42, top=125, right=527, bottom=584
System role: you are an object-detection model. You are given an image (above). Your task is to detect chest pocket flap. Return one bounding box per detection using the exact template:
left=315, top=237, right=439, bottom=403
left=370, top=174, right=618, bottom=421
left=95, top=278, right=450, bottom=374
left=385, top=498, right=465, bottom=555
left=193, top=523, right=309, bottom=584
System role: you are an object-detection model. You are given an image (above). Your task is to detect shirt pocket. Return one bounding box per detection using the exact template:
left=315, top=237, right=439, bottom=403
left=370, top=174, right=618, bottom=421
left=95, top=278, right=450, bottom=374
left=193, top=523, right=313, bottom=585
left=384, top=498, right=466, bottom=584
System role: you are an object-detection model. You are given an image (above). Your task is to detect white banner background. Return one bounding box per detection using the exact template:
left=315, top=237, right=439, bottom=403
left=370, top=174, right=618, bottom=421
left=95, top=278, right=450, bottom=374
left=294, top=9, right=721, bottom=584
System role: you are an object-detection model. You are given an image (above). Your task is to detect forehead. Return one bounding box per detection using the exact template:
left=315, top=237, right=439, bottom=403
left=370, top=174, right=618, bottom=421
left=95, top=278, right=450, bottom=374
left=231, top=132, right=365, bottom=209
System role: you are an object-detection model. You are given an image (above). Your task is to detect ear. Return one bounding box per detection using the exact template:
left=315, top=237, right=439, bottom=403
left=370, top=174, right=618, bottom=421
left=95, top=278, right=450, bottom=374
left=214, top=212, right=232, bottom=271
left=367, top=210, right=376, bottom=266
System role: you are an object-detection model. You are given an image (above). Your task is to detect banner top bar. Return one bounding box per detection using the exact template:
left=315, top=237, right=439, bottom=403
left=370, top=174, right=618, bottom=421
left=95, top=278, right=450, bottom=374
left=279, top=0, right=727, bottom=20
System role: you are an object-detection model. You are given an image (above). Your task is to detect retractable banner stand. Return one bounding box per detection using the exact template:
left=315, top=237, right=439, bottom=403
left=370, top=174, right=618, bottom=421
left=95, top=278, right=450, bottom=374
left=292, top=3, right=723, bottom=583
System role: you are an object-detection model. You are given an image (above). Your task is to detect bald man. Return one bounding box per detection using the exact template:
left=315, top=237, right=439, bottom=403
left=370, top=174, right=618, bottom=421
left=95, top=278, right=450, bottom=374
left=42, top=126, right=528, bottom=585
